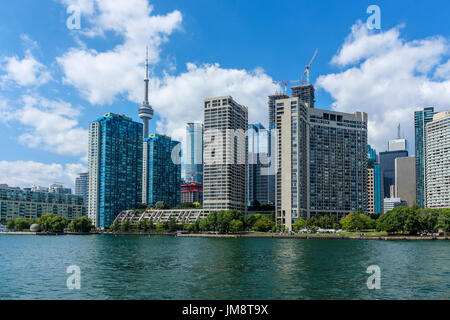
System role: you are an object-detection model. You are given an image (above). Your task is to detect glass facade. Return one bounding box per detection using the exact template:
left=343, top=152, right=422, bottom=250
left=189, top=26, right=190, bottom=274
left=379, top=150, right=408, bottom=198
left=88, top=113, right=143, bottom=229
left=144, top=134, right=181, bottom=207
left=414, top=107, right=434, bottom=207
left=185, top=123, right=203, bottom=185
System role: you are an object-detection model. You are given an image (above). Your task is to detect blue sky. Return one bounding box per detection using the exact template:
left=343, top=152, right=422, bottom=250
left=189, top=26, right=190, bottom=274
left=1, top=0, right=450, bottom=188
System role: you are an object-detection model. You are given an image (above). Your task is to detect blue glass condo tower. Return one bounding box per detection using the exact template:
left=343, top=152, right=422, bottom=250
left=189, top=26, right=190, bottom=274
left=414, top=107, right=434, bottom=207
left=143, top=134, right=181, bottom=207
left=88, top=113, right=143, bottom=229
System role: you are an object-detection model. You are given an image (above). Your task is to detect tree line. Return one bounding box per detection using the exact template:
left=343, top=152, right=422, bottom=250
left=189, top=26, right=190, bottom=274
left=6, top=214, right=93, bottom=233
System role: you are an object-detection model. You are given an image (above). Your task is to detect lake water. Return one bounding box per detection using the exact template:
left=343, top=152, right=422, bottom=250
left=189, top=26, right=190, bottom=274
left=0, top=234, right=449, bottom=300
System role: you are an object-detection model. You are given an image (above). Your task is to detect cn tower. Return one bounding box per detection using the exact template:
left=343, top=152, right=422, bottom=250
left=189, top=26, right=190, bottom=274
left=138, top=47, right=154, bottom=138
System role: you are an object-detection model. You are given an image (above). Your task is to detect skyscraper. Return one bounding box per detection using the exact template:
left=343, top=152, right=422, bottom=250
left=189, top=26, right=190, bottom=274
left=379, top=150, right=408, bottom=199
left=275, top=95, right=368, bottom=230
left=268, top=94, right=289, bottom=127
left=88, top=113, right=143, bottom=229
left=367, top=145, right=383, bottom=215
left=203, top=96, right=248, bottom=213
left=395, top=157, right=416, bottom=206
left=415, top=107, right=435, bottom=207
left=247, top=123, right=271, bottom=206
left=291, top=84, right=315, bottom=108
left=142, top=134, right=181, bottom=207
left=75, top=172, right=88, bottom=205
left=185, top=122, right=203, bottom=185
left=48, top=183, right=71, bottom=194
left=425, top=110, right=450, bottom=208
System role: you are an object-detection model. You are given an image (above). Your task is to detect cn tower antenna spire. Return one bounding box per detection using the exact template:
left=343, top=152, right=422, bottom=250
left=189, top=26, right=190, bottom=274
left=139, top=45, right=154, bottom=139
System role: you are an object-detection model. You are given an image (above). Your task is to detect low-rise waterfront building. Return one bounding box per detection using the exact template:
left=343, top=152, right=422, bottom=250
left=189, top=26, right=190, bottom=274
left=114, top=209, right=212, bottom=225
left=0, top=187, right=86, bottom=223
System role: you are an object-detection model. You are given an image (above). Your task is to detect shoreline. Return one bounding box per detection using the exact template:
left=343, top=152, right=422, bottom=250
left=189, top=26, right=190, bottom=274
left=177, top=233, right=449, bottom=240
left=1, top=231, right=448, bottom=240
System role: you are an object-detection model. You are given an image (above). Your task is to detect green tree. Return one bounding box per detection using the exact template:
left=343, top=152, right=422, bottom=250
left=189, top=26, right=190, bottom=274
left=6, top=219, right=15, bottom=230
left=38, top=214, right=68, bottom=232
left=254, top=216, right=274, bottom=232
left=340, top=211, right=375, bottom=231
left=155, top=201, right=170, bottom=209
left=292, top=218, right=306, bottom=232
left=68, top=217, right=93, bottom=233
left=109, top=221, right=120, bottom=232
left=230, top=219, right=244, bottom=233
left=120, top=220, right=130, bottom=232
left=168, top=217, right=178, bottom=232
left=14, top=218, right=32, bottom=231
left=156, top=222, right=168, bottom=232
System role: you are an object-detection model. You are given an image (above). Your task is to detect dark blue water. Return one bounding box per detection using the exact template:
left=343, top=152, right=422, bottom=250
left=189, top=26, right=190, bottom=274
left=0, top=235, right=448, bottom=299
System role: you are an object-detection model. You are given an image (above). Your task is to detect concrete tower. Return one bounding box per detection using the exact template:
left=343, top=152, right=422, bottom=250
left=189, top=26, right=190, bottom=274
left=138, top=47, right=154, bottom=139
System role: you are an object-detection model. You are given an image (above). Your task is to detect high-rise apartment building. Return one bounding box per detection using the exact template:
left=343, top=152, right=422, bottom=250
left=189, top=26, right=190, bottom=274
left=275, top=95, right=368, bottom=230
left=395, top=157, right=416, bottom=206
left=75, top=173, right=89, bottom=205
left=88, top=113, right=143, bottom=229
left=425, top=110, right=450, bottom=208
left=268, top=94, right=289, bottom=127
left=291, top=84, right=315, bottom=108
left=367, top=145, right=383, bottom=215
left=415, top=107, right=435, bottom=207
left=185, top=122, right=203, bottom=185
left=142, top=134, right=181, bottom=207
left=203, top=96, right=248, bottom=213
left=247, top=123, right=272, bottom=206
left=379, top=150, right=408, bottom=198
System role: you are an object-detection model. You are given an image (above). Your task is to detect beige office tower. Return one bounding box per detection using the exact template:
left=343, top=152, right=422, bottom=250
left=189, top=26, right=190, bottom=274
left=367, top=168, right=375, bottom=215
left=275, top=96, right=368, bottom=230
left=203, top=96, right=248, bottom=213
left=425, top=110, right=450, bottom=208
left=394, top=156, right=416, bottom=206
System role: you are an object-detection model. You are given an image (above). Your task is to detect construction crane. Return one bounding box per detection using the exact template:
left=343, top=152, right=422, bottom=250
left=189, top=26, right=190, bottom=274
left=301, top=48, right=319, bottom=84
left=272, top=80, right=301, bottom=95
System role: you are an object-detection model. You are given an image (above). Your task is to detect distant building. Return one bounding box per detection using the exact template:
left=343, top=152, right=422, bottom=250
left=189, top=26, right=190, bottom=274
left=31, top=185, right=48, bottom=192
left=379, top=150, right=408, bottom=198
left=181, top=183, right=203, bottom=205
left=88, top=113, right=143, bottom=229
left=0, top=187, right=85, bottom=223
left=247, top=123, right=272, bottom=206
left=384, top=197, right=407, bottom=213
left=425, top=110, right=450, bottom=208
left=203, top=96, right=248, bottom=213
left=185, top=122, right=203, bottom=185
left=48, top=183, right=71, bottom=194
left=367, top=145, right=383, bottom=215
left=395, top=157, right=416, bottom=206
left=75, top=173, right=89, bottom=205
left=415, top=107, right=435, bottom=208
left=142, top=134, right=181, bottom=208
left=388, top=139, right=407, bottom=152
left=275, top=93, right=368, bottom=230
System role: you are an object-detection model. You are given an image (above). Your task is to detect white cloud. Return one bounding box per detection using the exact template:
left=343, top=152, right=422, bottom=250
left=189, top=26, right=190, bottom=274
left=1, top=50, right=52, bottom=87
left=0, top=161, right=86, bottom=189
left=317, top=22, right=450, bottom=152
left=147, top=63, right=277, bottom=142
left=3, top=95, right=88, bottom=157
left=57, top=0, right=182, bottom=104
